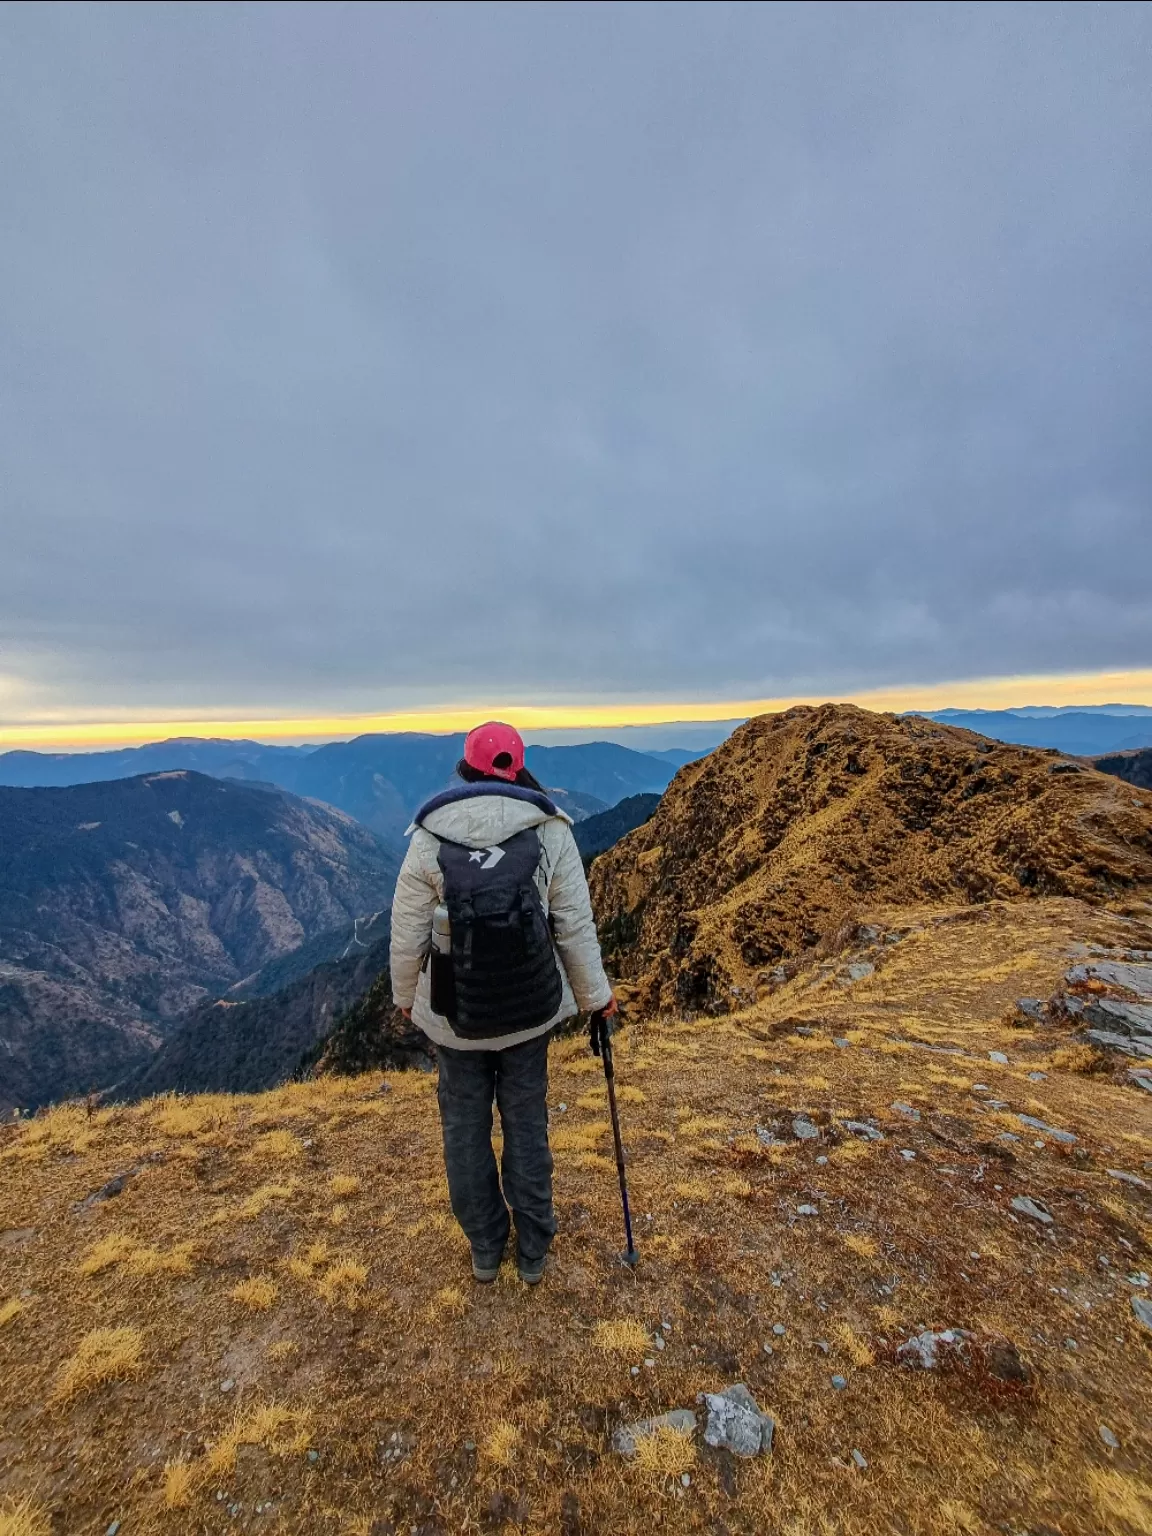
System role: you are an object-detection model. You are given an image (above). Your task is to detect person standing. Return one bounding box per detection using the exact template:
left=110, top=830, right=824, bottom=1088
left=390, top=721, right=617, bottom=1284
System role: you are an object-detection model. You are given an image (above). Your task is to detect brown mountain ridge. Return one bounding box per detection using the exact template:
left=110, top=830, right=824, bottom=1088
left=590, top=703, right=1152, bottom=1016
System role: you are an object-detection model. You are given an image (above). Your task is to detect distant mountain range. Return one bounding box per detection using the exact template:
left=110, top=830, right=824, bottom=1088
left=0, top=772, right=397, bottom=1111
left=917, top=707, right=1152, bottom=756
left=0, top=734, right=680, bottom=844
left=573, top=793, right=662, bottom=863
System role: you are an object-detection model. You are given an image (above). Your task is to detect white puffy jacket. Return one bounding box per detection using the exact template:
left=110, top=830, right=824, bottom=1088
left=390, top=784, right=614, bottom=1050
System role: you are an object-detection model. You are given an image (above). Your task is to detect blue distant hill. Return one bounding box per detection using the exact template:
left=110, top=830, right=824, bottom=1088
left=914, top=707, right=1152, bottom=757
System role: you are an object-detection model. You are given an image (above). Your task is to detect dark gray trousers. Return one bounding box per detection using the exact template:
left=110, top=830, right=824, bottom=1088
left=435, top=1029, right=556, bottom=1263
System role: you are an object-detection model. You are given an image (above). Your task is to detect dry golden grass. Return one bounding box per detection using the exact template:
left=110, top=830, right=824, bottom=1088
left=2, top=895, right=1151, bottom=1536
left=52, top=1326, right=144, bottom=1401
left=633, top=1422, right=697, bottom=1478
left=479, top=1421, right=520, bottom=1468
left=229, top=1275, right=278, bottom=1311
left=162, top=1457, right=196, bottom=1509
left=593, top=1319, right=650, bottom=1356
left=0, top=1496, right=51, bottom=1536
left=0, top=1298, right=26, bottom=1328
left=205, top=1403, right=312, bottom=1477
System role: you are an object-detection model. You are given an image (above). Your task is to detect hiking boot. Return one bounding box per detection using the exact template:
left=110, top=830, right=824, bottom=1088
left=517, top=1253, right=547, bottom=1285
left=471, top=1249, right=504, bottom=1284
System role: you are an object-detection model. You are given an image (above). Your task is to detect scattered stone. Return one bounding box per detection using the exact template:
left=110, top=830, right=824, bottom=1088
left=891, top=1102, right=921, bottom=1120
left=833, top=1038, right=850, bottom=1048
left=830, top=1375, right=848, bottom=1390
left=1015, top=998, right=1047, bottom=1021
left=897, top=1329, right=973, bottom=1369
left=797, top=1204, right=819, bottom=1217
left=1064, top=1338, right=1078, bottom=1350
left=76, top=1170, right=137, bottom=1210
left=1133, top=1296, right=1152, bottom=1333
left=815, top=1340, right=830, bottom=1354
left=972, top=1083, right=989, bottom=1091
left=815, top=1155, right=828, bottom=1165
left=792, top=1117, right=820, bottom=1140
left=762, top=1343, right=773, bottom=1355
left=1028, top=1071, right=1047, bottom=1082
left=899, top=1150, right=916, bottom=1161
left=220, top=1378, right=235, bottom=1393
left=755, top=1126, right=780, bottom=1147
left=699, top=1384, right=774, bottom=1456
left=1011, top=1195, right=1053, bottom=1224
left=680, top=1472, right=691, bottom=1488
left=845, top=962, right=875, bottom=982
left=1126, top=1271, right=1150, bottom=1287
left=989, top=1052, right=1009, bottom=1065
left=773, top=1324, right=786, bottom=1336
left=1107, top=1169, right=1150, bottom=1191
left=986, top=1099, right=1011, bottom=1110
left=986, top=1338, right=1031, bottom=1383
left=612, top=1408, right=698, bottom=1457
left=307, top=1449, right=319, bottom=1464
left=654, top=1334, right=665, bottom=1351
left=851, top=1448, right=868, bottom=1469
left=106, top=1524, right=121, bottom=1536
left=858, top=925, right=882, bottom=944
left=1017, top=1115, right=1077, bottom=1144
left=842, top=1120, right=884, bottom=1141
left=1099, top=1425, right=1120, bottom=1450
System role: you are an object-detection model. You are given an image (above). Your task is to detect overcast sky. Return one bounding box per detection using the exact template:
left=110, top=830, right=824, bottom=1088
left=2, top=1, right=1151, bottom=727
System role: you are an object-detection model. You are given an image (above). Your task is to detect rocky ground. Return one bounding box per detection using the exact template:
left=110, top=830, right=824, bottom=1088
left=2, top=895, right=1150, bottom=1535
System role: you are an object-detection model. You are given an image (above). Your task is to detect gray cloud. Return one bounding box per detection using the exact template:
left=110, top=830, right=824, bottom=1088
left=2, top=1, right=1150, bottom=719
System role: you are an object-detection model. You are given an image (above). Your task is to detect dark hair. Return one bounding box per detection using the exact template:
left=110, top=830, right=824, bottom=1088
left=456, top=757, right=548, bottom=794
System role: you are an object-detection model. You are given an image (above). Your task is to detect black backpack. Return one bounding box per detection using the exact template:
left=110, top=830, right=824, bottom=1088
left=430, top=826, right=563, bottom=1038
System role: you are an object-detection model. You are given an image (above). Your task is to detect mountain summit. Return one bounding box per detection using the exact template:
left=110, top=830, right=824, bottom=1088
left=590, top=704, right=1152, bottom=1015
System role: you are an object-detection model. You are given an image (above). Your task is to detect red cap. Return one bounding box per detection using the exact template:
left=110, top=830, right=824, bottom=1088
left=464, top=720, right=525, bottom=782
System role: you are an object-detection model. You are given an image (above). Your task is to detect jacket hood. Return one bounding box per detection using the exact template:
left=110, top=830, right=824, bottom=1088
left=409, top=781, right=572, bottom=850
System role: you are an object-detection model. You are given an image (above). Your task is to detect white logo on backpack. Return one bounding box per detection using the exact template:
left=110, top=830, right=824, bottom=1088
left=467, top=846, right=506, bottom=869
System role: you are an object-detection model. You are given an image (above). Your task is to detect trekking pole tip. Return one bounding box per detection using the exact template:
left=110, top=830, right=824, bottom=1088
left=621, top=1247, right=640, bottom=1268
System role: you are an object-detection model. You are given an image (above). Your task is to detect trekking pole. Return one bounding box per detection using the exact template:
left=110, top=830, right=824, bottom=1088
left=590, top=1007, right=639, bottom=1267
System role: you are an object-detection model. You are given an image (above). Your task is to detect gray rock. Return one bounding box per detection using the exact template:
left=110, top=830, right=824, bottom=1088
left=845, top=962, right=875, bottom=982
left=1132, top=1296, right=1152, bottom=1333
left=1027, top=1071, right=1047, bottom=1082
left=612, top=1408, right=697, bottom=1457
left=1107, top=1169, right=1151, bottom=1191
left=1099, top=1424, right=1120, bottom=1450
left=896, top=1328, right=973, bottom=1369
left=755, top=1125, right=780, bottom=1147
left=698, top=1384, right=774, bottom=1457
left=1083, top=998, right=1152, bottom=1040
left=106, top=1524, right=121, bottom=1536
left=851, top=1448, right=868, bottom=1469
left=773, top=1323, right=786, bottom=1336
left=986, top=1100, right=1011, bottom=1110
left=1017, top=1115, right=1077, bottom=1144
left=899, top=1149, right=916, bottom=1161
left=858, top=926, right=882, bottom=944
left=307, top=1449, right=319, bottom=1464
left=1085, top=1028, right=1152, bottom=1059
left=220, top=1378, right=235, bottom=1393
left=792, top=1117, right=820, bottom=1141
left=1129, top=1069, right=1152, bottom=1092
left=833, top=1038, right=850, bottom=1048
left=989, top=1051, right=1009, bottom=1065
left=1015, top=998, right=1047, bottom=1021
left=842, top=1120, right=884, bottom=1141
left=1011, top=1195, right=1053, bottom=1224
left=1070, top=960, right=1152, bottom=997
left=797, top=1204, right=819, bottom=1216
left=891, top=1102, right=921, bottom=1120
left=830, top=1375, right=848, bottom=1390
